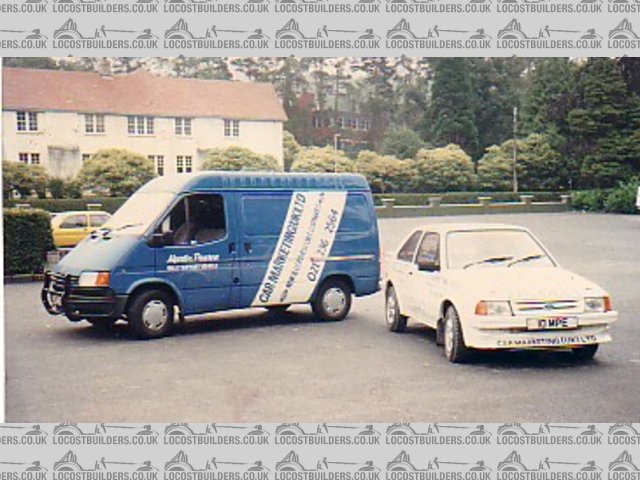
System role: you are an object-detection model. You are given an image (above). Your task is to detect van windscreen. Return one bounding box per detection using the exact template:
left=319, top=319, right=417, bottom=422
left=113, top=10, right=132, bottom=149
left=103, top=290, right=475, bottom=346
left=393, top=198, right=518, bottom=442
left=103, top=192, right=175, bottom=235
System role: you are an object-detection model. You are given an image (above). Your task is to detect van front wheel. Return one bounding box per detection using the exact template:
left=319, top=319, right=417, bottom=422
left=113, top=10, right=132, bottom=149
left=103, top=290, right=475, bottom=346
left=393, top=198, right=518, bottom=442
left=127, top=290, right=174, bottom=339
left=312, top=278, right=352, bottom=322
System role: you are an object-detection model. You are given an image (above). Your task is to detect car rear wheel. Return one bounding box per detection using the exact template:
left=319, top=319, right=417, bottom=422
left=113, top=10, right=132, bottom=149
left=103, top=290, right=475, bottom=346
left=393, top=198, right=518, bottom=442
left=312, top=278, right=352, bottom=321
left=443, top=305, right=472, bottom=363
left=386, top=285, right=407, bottom=332
left=571, top=344, right=598, bottom=362
left=127, top=289, right=174, bottom=339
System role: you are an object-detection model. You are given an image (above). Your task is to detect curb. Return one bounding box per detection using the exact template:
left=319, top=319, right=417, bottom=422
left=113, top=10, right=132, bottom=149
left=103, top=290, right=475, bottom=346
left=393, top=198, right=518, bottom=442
left=5, top=274, right=44, bottom=284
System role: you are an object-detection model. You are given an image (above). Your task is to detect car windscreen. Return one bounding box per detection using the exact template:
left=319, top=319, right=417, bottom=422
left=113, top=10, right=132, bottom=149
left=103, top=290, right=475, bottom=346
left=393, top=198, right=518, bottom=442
left=102, top=192, right=175, bottom=236
left=446, top=229, right=555, bottom=270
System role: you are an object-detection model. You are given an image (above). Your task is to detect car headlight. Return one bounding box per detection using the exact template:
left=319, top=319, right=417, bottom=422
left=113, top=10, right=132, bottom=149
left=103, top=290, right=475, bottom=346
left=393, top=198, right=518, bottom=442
left=475, top=301, right=513, bottom=316
left=78, top=271, right=110, bottom=287
left=584, top=296, right=612, bottom=313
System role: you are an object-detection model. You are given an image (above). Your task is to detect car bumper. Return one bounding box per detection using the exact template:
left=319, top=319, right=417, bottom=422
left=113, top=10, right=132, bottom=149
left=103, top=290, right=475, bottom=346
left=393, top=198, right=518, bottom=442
left=41, top=272, right=127, bottom=321
left=464, top=312, right=617, bottom=350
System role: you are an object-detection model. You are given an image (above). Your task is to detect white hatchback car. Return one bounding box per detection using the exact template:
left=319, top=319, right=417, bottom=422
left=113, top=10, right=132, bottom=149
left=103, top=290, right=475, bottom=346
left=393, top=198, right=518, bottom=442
left=383, top=223, right=617, bottom=363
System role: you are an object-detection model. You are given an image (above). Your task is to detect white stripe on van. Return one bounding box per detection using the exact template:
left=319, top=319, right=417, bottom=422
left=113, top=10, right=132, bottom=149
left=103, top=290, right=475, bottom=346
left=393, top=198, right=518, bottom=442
left=251, top=191, right=347, bottom=306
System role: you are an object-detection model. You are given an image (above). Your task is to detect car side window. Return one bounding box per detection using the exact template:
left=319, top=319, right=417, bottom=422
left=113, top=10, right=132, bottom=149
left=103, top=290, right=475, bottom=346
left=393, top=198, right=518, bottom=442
left=90, top=214, right=110, bottom=227
left=157, top=194, right=226, bottom=245
left=415, top=232, right=440, bottom=266
left=60, top=214, right=88, bottom=229
left=397, top=230, right=423, bottom=262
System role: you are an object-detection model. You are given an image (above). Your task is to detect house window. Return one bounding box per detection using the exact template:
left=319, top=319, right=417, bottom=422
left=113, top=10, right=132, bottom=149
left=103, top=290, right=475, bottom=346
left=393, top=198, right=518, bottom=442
left=224, top=119, right=240, bottom=137
left=149, top=155, right=165, bottom=176
left=17, top=111, right=38, bottom=132
left=359, top=120, right=370, bottom=131
left=18, top=153, right=40, bottom=165
left=127, top=116, right=154, bottom=135
left=176, top=155, right=192, bottom=174
left=175, top=118, right=192, bottom=136
left=84, top=114, right=105, bottom=134
left=337, top=117, right=344, bottom=129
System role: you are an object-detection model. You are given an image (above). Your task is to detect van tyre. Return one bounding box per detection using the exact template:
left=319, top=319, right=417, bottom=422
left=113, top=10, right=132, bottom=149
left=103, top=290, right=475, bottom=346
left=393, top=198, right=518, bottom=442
left=127, top=289, right=174, bottom=339
left=571, top=344, right=598, bottom=362
left=312, top=278, right=352, bottom=322
left=443, top=305, right=472, bottom=363
left=386, top=285, right=407, bottom=332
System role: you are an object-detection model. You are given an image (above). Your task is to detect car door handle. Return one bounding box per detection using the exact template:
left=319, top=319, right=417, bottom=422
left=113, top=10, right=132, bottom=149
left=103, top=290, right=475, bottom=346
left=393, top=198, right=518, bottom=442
left=228, top=242, right=236, bottom=254
left=244, top=242, right=252, bottom=254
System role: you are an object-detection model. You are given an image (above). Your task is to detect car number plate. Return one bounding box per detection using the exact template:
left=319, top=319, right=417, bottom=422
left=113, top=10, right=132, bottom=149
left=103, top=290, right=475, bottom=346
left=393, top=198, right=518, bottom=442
left=527, top=316, right=578, bottom=330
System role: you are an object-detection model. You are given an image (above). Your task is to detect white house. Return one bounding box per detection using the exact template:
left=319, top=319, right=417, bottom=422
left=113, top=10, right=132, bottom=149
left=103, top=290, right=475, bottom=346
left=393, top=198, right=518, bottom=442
left=2, top=67, right=287, bottom=178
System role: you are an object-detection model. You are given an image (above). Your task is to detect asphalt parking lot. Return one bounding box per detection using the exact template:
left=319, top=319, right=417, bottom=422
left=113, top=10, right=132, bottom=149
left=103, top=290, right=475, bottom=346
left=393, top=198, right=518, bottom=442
left=5, top=212, right=640, bottom=422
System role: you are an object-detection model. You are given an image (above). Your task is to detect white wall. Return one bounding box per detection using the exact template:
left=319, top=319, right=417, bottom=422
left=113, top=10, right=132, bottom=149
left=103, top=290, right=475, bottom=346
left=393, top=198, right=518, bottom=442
left=2, top=110, right=284, bottom=178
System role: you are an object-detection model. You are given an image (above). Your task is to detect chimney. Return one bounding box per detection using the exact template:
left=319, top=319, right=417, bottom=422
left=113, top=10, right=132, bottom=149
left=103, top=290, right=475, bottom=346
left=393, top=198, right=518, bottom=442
left=97, top=58, right=112, bottom=78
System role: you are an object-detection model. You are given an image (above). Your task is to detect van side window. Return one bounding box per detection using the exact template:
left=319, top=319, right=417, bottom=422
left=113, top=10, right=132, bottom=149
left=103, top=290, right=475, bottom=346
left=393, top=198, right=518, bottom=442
left=415, top=233, right=440, bottom=265
left=338, top=194, right=371, bottom=233
left=158, top=194, right=226, bottom=245
left=397, top=230, right=422, bottom=262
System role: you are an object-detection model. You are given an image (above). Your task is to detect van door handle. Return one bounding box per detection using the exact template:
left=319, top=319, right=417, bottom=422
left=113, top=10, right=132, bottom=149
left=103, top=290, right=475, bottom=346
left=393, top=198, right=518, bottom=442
left=228, top=242, right=236, bottom=254
left=244, top=242, right=252, bottom=254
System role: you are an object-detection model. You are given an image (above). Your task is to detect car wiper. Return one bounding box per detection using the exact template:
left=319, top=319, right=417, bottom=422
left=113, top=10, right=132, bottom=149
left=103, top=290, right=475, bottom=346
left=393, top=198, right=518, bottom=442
left=507, top=254, right=545, bottom=267
left=463, top=256, right=514, bottom=269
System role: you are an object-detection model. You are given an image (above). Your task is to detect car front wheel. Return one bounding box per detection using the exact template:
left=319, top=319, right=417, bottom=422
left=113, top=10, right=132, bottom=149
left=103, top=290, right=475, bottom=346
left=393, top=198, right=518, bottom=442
left=443, top=305, right=472, bottom=363
left=386, top=285, right=407, bottom=333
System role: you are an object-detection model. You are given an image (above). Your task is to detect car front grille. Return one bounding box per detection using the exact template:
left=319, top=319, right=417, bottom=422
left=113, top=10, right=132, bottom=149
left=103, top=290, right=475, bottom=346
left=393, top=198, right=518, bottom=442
left=514, top=299, right=580, bottom=314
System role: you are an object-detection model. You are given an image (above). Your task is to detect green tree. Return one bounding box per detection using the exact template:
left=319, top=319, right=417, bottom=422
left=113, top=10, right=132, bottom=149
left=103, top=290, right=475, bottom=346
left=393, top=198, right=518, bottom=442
left=77, top=148, right=155, bottom=197
left=2, top=161, right=49, bottom=200
left=413, top=144, right=476, bottom=192
left=425, top=59, right=480, bottom=159
left=172, top=56, right=232, bottom=80
left=283, top=131, right=302, bottom=172
left=201, top=146, right=281, bottom=172
left=477, top=133, right=564, bottom=191
left=354, top=151, right=414, bottom=193
left=291, top=147, right=352, bottom=173
left=380, top=128, right=426, bottom=160
left=569, top=58, right=640, bottom=188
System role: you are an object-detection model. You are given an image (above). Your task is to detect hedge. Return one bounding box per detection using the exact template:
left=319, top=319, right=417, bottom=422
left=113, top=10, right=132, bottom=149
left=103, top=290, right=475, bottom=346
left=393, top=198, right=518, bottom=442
left=372, top=192, right=563, bottom=206
left=4, top=208, right=55, bottom=275
left=4, top=197, right=127, bottom=214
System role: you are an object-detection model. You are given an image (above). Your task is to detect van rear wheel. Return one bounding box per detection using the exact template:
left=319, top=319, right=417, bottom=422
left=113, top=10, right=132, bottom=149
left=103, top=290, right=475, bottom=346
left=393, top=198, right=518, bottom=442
left=127, top=289, right=174, bottom=340
left=312, top=278, right=352, bottom=321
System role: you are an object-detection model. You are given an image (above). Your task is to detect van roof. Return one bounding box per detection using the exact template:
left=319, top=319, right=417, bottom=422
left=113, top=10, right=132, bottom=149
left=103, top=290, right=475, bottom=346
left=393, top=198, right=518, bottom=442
left=139, top=171, right=371, bottom=193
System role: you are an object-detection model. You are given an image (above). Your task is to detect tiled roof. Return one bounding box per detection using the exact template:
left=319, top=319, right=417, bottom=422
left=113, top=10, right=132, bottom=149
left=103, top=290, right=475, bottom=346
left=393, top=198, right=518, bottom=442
left=2, top=67, right=287, bottom=121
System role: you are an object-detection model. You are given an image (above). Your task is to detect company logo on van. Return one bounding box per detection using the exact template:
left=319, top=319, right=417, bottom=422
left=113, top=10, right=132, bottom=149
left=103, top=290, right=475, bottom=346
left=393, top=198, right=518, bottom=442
left=252, top=191, right=347, bottom=307
left=167, top=253, right=220, bottom=272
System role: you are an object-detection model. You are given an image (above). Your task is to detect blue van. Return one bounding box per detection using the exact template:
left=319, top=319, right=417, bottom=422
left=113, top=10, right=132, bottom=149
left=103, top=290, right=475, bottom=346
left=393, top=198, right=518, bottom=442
left=42, top=172, right=380, bottom=339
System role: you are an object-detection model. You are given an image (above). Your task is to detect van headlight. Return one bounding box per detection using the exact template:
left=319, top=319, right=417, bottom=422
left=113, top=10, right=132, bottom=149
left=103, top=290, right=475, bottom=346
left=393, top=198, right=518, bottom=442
left=78, top=271, right=110, bottom=287
left=584, top=296, right=612, bottom=313
left=475, top=301, right=513, bottom=316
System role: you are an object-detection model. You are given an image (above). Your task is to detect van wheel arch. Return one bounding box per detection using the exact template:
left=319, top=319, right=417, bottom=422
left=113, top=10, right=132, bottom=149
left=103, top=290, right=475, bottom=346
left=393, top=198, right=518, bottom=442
left=126, top=283, right=182, bottom=321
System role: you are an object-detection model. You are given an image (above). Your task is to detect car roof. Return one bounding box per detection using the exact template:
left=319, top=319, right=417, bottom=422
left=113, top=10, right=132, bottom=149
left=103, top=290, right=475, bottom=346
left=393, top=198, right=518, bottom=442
left=414, top=223, right=530, bottom=234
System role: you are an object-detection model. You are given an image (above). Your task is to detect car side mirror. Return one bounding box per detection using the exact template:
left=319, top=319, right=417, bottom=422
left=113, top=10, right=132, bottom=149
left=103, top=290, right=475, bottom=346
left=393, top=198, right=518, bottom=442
left=417, top=258, right=440, bottom=272
left=148, top=231, right=174, bottom=248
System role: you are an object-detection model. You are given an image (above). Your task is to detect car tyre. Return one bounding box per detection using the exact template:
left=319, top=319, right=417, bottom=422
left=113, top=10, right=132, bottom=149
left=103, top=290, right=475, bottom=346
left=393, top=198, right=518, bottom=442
left=443, top=305, right=472, bottom=363
left=312, top=278, right=352, bottom=321
left=127, top=289, right=174, bottom=340
left=385, top=285, right=407, bottom=333
left=571, top=344, right=598, bottom=362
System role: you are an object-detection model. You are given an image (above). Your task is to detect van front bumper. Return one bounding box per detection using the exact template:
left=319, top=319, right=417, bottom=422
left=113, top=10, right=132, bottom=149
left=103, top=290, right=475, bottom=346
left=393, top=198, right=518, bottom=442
left=41, top=272, right=128, bottom=321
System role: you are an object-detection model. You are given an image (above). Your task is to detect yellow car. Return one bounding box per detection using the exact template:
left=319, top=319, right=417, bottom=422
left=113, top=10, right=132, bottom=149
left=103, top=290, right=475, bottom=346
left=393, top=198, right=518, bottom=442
left=51, top=211, right=111, bottom=248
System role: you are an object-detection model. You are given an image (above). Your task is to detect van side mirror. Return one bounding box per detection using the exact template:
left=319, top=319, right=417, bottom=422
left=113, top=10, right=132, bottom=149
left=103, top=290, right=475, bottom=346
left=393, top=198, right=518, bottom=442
left=417, top=257, right=440, bottom=272
left=148, top=231, right=174, bottom=248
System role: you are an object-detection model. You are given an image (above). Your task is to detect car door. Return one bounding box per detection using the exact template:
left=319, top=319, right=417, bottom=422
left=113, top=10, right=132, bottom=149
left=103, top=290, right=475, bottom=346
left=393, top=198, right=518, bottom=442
left=56, top=213, right=91, bottom=247
left=410, top=232, right=443, bottom=326
left=153, top=192, right=239, bottom=315
left=392, top=230, right=423, bottom=318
